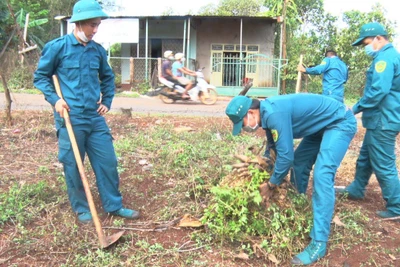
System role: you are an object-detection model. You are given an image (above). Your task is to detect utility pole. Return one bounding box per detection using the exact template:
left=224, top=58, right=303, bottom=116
left=280, top=0, right=288, bottom=94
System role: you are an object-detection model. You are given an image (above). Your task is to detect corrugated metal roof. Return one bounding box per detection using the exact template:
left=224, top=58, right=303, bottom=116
left=59, top=15, right=278, bottom=22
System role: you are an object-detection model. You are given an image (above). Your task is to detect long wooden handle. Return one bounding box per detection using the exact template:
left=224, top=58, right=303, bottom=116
left=52, top=75, right=108, bottom=248
left=295, top=54, right=303, bottom=94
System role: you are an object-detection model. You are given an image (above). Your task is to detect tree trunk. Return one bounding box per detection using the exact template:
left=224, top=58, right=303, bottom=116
left=0, top=73, right=13, bottom=125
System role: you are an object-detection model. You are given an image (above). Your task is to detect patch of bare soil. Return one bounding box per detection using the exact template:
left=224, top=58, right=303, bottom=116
left=0, top=111, right=399, bottom=267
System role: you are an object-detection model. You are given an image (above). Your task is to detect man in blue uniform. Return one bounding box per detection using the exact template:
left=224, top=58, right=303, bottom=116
left=336, top=22, right=400, bottom=220
left=297, top=50, right=348, bottom=102
left=34, top=0, right=140, bottom=223
left=226, top=94, right=357, bottom=265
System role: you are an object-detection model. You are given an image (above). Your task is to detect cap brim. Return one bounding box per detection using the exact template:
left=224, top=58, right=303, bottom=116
left=69, top=11, right=109, bottom=23
left=352, top=37, right=365, bottom=46
left=232, top=120, right=244, bottom=136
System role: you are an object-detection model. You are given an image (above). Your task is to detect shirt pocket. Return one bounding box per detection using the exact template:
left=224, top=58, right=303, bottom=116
left=90, top=61, right=100, bottom=84
left=64, top=60, right=80, bottom=84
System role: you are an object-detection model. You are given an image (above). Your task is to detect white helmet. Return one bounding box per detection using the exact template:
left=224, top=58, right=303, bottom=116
left=164, top=50, right=173, bottom=58
left=175, top=53, right=184, bottom=60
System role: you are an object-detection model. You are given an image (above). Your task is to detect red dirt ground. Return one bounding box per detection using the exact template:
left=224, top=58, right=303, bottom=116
left=0, top=110, right=399, bottom=266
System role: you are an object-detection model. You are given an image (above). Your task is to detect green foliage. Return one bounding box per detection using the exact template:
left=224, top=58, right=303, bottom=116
left=0, top=1, right=9, bottom=50
left=199, top=0, right=264, bottom=16
left=15, top=8, right=49, bottom=48
left=266, top=0, right=397, bottom=97
left=203, top=168, right=313, bottom=260
left=132, top=81, right=151, bottom=95
left=0, top=181, right=56, bottom=225
left=69, top=246, right=131, bottom=267
left=110, top=43, right=121, bottom=57
left=114, top=73, right=121, bottom=87
left=334, top=5, right=396, bottom=97
left=7, top=65, right=34, bottom=89
left=202, top=167, right=269, bottom=239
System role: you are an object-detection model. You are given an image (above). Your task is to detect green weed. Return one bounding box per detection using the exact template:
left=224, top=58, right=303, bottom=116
left=0, top=181, right=59, bottom=225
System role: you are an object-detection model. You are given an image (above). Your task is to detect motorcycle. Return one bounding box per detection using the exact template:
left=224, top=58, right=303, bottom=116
left=157, top=68, right=218, bottom=105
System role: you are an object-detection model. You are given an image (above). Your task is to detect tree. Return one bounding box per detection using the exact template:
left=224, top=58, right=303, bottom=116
left=15, top=8, right=48, bottom=48
left=335, top=4, right=397, bottom=97
left=199, top=0, right=264, bottom=16
left=198, top=3, right=217, bottom=16
left=0, top=1, right=10, bottom=50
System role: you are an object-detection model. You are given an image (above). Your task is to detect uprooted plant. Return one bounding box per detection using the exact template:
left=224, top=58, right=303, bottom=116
left=201, top=145, right=314, bottom=263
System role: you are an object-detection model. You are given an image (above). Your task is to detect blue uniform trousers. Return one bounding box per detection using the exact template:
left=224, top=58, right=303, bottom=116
left=57, top=116, right=123, bottom=214
left=290, top=110, right=356, bottom=242
left=345, top=129, right=400, bottom=215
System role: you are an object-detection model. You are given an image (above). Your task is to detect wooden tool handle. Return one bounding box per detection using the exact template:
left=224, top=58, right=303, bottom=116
left=295, top=54, right=303, bottom=94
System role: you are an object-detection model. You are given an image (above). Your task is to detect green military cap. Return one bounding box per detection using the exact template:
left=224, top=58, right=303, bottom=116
left=352, top=22, right=388, bottom=46
left=70, top=0, right=108, bottom=23
left=225, top=96, right=252, bottom=135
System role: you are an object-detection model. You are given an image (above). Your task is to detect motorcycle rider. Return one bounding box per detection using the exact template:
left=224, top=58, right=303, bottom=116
left=172, top=53, right=197, bottom=99
left=160, top=50, right=187, bottom=98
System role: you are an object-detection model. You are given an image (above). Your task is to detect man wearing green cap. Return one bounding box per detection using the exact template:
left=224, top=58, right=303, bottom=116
left=226, top=94, right=357, bottom=265
left=34, top=0, right=140, bottom=223
left=336, top=22, right=400, bottom=220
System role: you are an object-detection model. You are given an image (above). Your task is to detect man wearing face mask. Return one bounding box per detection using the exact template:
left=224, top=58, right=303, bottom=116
left=34, top=0, right=140, bottom=223
left=335, top=22, right=400, bottom=220
left=226, top=94, right=357, bottom=265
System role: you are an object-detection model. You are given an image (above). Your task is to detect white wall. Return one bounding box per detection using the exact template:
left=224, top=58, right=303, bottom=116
left=195, top=18, right=276, bottom=81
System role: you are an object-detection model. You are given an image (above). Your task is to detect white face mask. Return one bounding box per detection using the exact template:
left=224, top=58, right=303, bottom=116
left=242, top=113, right=259, bottom=132
left=77, top=23, right=89, bottom=43
left=365, top=37, right=378, bottom=57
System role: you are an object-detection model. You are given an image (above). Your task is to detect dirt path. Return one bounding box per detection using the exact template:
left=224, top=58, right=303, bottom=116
left=0, top=93, right=230, bottom=117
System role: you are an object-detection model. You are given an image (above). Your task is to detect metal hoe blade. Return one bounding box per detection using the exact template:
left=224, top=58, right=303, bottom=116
left=102, top=230, right=125, bottom=249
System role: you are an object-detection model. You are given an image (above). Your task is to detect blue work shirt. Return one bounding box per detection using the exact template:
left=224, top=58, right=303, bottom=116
left=305, top=56, right=348, bottom=102
left=34, top=33, right=115, bottom=120
left=260, top=94, right=348, bottom=185
left=352, top=43, right=400, bottom=131
left=172, top=61, right=183, bottom=77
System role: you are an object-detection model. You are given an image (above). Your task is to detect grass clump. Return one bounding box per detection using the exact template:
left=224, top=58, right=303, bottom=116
left=0, top=181, right=59, bottom=226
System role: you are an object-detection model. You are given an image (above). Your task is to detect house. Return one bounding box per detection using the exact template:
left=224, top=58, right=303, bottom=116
left=59, top=15, right=287, bottom=97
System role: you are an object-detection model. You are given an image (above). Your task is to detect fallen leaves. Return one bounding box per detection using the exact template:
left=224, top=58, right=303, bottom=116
left=332, top=215, right=346, bottom=227
left=178, top=214, right=203, bottom=228
left=234, top=252, right=249, bottom=260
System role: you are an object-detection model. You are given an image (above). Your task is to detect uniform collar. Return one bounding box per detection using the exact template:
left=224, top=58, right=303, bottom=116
left=68, top=32, right=94, bottom=47
left=380, top=43, right=393, bottom=52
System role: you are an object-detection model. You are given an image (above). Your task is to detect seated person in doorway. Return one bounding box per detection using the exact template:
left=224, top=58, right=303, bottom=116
left=172, top=53, right=197, bottom=99
left=161, top=50, right=187, bottom=97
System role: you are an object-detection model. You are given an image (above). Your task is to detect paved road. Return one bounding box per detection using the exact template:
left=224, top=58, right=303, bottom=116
left=0, top=93, right=231, bottom=117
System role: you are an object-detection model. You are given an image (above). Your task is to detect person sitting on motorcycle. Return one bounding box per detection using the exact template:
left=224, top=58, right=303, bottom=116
left=161, top=51, right=187, bottom=98
left=172, top=53, right=197, bottom=99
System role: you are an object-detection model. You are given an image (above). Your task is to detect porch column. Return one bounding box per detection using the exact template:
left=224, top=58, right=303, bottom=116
left=183, top=19, right=187, bottom=67
left=240, top=18, right=243, bottom=60
left=186, top=17, right=191, bottom=69
left=145, top=18, right=149, bottom=81
left=239, top=18, right=243, bottom=87
left=277, top=18, right=283, bottom=94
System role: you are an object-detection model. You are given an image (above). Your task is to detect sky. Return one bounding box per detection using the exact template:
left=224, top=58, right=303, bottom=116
left=114, top=0, right=399, bottom=48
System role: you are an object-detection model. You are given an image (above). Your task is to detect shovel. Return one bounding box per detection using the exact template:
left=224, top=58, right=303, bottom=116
left=52, top=75, right=125, bottom=249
